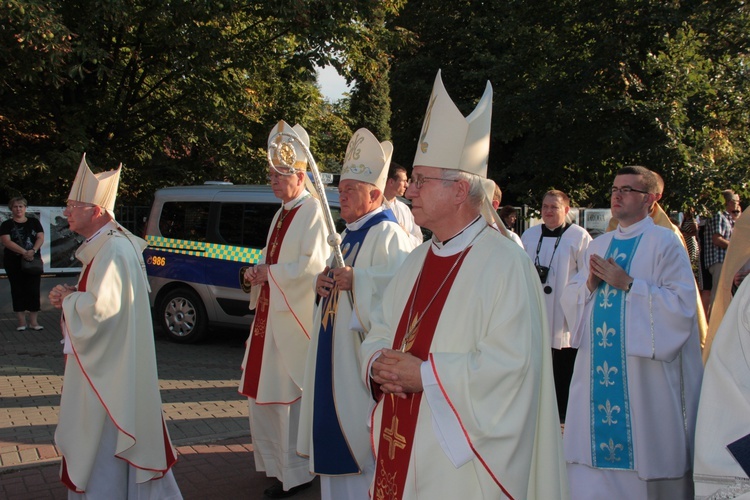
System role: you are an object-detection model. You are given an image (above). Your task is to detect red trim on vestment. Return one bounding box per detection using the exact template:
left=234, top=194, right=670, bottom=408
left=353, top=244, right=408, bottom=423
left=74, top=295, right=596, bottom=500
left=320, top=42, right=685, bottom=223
left=59, top=259, right=175, bottom=492
left=239, top=205, right=301, bottom=399
left=372, top=249, right=467, bottom=500
left=429, top=354, right=514, bottom=499
left=253, top=395, right=301, bottom=406
left=269, top=268, right=310, bottom=340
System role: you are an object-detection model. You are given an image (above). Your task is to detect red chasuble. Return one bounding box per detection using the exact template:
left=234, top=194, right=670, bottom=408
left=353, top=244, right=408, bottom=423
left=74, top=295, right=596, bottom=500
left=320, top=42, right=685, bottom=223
left=239, top=206, right=300, bottom=398
left=373, top=248, right=469, bottom=500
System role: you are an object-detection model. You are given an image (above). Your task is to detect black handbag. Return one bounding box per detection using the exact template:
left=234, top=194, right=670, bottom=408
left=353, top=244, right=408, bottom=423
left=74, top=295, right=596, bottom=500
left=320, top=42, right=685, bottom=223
left=21, top=254, right=44, bottom=275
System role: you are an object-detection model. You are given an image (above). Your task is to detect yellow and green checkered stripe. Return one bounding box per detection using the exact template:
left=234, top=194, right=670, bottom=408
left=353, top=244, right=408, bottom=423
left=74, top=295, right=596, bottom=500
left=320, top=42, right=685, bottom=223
left=146, top=235, right=262, bottom=264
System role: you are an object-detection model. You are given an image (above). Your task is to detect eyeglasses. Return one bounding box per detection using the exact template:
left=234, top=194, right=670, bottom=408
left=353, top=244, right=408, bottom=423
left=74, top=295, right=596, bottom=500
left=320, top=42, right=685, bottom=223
left=610, top=186, right=650, bottom=195
left=408, top=175, right=459, bottom=189
left=731, top=210, right=742, bottom=214
left=65, top=202, right=94, bottom=210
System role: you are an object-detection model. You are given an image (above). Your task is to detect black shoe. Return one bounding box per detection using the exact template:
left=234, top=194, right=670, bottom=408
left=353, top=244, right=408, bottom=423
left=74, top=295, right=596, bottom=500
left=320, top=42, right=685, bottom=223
left=263, top=480, right=313, bottom=498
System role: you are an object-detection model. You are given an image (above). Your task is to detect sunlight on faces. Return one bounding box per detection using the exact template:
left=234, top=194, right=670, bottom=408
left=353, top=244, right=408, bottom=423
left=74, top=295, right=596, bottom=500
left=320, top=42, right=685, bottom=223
left=405, top=166, right=461, bottom=232
left=268, top=165, right=304, bottom=203
left=388, top=170, right=408, bottom=197
left=542, top=194, right=569, bottom=229
left=63, top=200, right=97, bottom=235
left=610, top=174, right=655, bottom=227
left=338, top=179, right=381, bottom=223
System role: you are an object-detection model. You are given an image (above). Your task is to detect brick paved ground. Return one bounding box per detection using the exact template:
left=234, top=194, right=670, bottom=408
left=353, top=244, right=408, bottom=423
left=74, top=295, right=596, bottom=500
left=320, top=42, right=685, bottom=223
left=0, top=276, right=320, bottom=499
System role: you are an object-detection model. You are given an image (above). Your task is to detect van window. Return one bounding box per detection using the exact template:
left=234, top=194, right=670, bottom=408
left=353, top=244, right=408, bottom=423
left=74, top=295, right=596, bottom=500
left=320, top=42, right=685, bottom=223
left=217, top=202, right=280, bottom=248
left=159, top=202, right=210, bottom=241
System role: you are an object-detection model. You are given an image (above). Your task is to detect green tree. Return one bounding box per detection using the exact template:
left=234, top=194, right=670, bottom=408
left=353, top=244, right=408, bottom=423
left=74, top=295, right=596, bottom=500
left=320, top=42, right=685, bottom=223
left=1, top=0, right=405, bottom=205
left=388, top=0, right=750, bottom=214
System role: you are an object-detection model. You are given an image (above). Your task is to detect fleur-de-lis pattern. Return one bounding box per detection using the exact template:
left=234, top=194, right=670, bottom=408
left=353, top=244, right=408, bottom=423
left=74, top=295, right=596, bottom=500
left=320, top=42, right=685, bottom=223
left=596, top=321, right=616, bottom=348
left=598, top=283, right=618, bottom=309
left=589, top=234, right=643, bottom=470
left=598, top=399, right=621, bottom=425
left=600, top=438, right=624, bottom=463
left=596, top=361, right=618, bottom=386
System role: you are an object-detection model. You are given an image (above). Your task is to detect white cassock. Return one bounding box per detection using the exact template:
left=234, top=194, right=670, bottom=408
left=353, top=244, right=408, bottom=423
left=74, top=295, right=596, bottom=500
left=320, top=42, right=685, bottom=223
left=385, top=197, right=424, bottom=250
left=58, top=220, right=181, bottom=499
left=238, top=192, right=329, bottom=490
left=561, top=216, right=703, bottom=500
left=521, top=223, right=592, bottom=349
left=298, top=207, right=412, bottom=500
left=361, top=218, right=569, bottom=500
left=694, top=277, right=750, bottom=499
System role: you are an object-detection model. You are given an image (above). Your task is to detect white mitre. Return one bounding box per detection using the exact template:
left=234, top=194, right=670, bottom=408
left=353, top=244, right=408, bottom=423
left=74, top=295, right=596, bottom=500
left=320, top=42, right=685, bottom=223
left=413, top=69, right=492, bottom=176
left=267, top=120, right=310, bottom=173
left=340, top=128, right=393, bottom=192
left=68, top=153, right=121, bottom=211
left=413, top=70, right=510, bottom=234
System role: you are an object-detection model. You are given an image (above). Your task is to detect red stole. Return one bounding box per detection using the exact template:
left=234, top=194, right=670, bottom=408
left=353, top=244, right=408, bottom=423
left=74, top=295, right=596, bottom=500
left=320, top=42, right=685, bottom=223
left=373, top=248, right=469, bottom=500
left=240, top=205, right=300, bottom=398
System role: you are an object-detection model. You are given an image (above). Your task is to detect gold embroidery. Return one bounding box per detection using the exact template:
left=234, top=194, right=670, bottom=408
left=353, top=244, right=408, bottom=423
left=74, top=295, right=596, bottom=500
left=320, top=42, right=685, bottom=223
left=253, top=294, right=269, bottom=337
left=375, top=460, right=399, bottom=500
left=383, top=415, right=407, bottom=460
left=400, top=314, right=420, bottom=353
left=419, top=93, right=437, bottom=153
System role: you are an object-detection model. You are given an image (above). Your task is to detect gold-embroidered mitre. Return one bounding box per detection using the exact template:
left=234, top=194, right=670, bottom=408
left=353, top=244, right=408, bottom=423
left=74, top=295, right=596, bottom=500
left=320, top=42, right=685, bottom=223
left=340, top=128, right=393, bottom=192
left=413, top=70, right=492, bottom=177
left=267, top=120, right=310, bottom=172
left=68, top=153, right=121, bottom=211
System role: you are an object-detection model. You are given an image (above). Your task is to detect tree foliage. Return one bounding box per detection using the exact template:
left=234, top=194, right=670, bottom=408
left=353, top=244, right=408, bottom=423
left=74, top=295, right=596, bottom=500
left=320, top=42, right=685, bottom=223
left=389, top=0, right=750, bottom=215
left=1, top=0, right=404, bottom=205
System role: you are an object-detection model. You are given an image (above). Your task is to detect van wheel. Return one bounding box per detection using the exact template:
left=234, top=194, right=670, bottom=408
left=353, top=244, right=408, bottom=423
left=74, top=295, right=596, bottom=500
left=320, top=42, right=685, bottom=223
left=159, top=288, right=207, bottom=343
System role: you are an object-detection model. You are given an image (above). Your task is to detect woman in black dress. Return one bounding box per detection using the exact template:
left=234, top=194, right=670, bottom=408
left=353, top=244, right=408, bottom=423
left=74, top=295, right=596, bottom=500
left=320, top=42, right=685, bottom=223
left=1, top=197, right=45, bottom=330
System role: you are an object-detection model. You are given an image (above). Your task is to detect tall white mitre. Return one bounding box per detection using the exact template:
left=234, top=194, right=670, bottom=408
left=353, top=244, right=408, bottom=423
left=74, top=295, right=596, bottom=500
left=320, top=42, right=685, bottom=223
left=267, top=120, right=311, bottom=172
left=341, top=128, right=393, bottom=192
left=413, top=69, right=492, bottom=176
left=68, top=153, right=122, bottom=212
left=413, top=70, right=511, bottom=235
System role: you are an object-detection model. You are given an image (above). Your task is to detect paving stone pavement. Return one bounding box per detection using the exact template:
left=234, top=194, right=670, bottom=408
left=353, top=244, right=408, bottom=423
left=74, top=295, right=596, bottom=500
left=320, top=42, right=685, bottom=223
left=0, top=276, right=320, bottom=499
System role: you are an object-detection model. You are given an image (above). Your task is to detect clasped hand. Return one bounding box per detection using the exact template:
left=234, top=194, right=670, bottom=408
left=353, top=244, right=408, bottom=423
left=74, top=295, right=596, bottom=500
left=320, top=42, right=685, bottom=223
left=587, top=254, right=631, bottom=292
left=315, top=266, right=354, bottom=297
left=244, top=264, right=268, bottom=286
left=370, top=349, right=424, bottom=399
left=49, top=284, right=77, bottom=309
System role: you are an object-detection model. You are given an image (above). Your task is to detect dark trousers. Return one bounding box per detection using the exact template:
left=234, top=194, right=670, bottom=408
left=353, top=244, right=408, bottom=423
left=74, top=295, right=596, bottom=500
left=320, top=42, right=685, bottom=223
left=5, top=257, right=42, bottom=312
left=552, top=347, right=577, bottom=423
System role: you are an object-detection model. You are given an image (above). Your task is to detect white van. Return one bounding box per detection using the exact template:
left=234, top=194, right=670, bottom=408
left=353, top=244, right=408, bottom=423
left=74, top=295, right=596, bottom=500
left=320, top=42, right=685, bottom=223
left=143, top=183, right=342, bottom=343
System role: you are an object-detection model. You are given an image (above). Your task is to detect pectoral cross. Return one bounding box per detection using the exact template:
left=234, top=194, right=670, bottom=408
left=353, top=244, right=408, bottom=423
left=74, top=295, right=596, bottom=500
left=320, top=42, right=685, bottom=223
left=383, top=415, right=407, bottom=460
left=400, top=314, right=420, bottom=352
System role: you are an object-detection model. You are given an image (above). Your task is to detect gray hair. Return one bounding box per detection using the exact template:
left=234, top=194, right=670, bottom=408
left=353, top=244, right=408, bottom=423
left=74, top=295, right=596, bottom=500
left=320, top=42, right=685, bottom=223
left=442, top=170, right=485, bottom=208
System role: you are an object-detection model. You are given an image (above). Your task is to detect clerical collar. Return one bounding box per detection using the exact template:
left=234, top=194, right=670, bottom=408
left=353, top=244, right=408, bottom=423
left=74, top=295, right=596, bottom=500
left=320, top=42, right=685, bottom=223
left=541, top=223, right=568, bottom=238
left=346, top=206, right=385, bottom=231
left=283, top=191, right=310, bottom=210
left=431, top=216, right=486, bottom=257
left=84, top=221, right=114, bottom=244
left=615, top=215, right=653, bottom=238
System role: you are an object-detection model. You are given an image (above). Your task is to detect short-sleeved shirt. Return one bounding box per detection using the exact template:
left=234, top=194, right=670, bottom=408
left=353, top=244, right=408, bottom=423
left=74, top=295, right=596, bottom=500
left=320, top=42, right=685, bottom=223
left=703, top=211, right=734, bottom=269
left=0, top=217, right=44, bottom=259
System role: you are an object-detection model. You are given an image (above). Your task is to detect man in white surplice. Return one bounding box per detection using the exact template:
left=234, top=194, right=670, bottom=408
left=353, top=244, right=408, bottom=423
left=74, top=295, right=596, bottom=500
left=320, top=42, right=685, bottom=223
left=561, top=166, right=703, bottom=500
left=521, top=190, right=591, bottom=422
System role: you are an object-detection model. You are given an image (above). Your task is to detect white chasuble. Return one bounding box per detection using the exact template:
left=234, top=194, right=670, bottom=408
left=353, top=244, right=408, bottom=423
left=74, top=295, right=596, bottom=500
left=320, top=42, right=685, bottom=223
left=362, top=220, right=569, bottom=500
